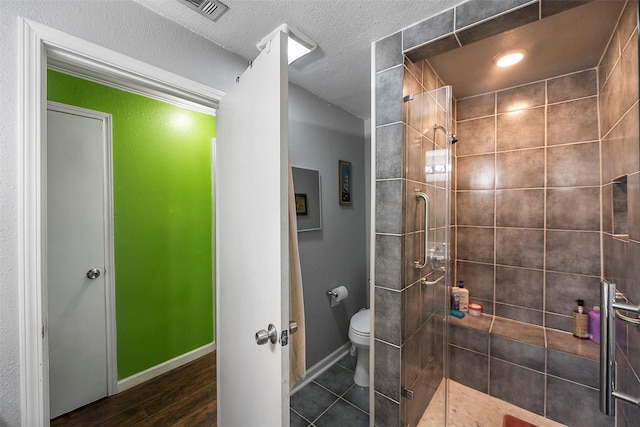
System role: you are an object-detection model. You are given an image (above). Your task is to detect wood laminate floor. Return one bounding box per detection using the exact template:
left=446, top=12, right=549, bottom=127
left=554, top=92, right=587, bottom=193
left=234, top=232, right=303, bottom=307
left=51, top=351, right=216, bottom=427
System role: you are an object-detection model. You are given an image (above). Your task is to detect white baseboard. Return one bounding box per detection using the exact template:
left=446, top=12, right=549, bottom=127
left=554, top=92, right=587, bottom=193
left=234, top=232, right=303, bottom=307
left=117, top=342, right=215, bottom=393
left=290, top=342, right=351, bottom=395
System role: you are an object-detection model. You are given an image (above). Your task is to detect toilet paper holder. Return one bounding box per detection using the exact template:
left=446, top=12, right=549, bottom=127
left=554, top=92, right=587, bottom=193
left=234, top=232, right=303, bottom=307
left=327, top=290, right=339, bottom=297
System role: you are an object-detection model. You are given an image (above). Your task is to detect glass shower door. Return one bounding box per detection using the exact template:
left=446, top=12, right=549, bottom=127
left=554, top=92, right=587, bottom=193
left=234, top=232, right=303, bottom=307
left=401, top=85, right=452, bottom=426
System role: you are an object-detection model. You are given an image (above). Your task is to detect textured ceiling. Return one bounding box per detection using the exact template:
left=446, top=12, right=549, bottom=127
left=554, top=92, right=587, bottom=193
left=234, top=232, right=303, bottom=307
left=133, top=0, right=625, bottom=120
left=132, top=0, right=466, bottom=120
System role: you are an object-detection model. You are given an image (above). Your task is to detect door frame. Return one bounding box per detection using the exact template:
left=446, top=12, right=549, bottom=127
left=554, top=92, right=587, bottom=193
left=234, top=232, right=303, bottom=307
left=18, top=18, right=224, bottom=425
left=46, top=101, right=118, bottom=400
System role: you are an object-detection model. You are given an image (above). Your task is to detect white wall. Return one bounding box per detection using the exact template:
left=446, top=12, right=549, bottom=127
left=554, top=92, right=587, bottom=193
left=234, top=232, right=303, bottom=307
left=288, top=84, right=367, bottom=368
left=0, top=2, right=242, bottom=425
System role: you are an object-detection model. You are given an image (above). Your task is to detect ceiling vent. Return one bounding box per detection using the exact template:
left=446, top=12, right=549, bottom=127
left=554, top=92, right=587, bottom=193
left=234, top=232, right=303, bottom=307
left=177, top=0, right=229, bottom=22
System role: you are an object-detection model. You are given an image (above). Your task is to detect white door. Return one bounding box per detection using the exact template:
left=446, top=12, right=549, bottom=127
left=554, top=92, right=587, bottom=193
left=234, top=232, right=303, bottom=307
left=216, top=31, right=290, bottom=426
left=47, top=105, right=113, bottom=418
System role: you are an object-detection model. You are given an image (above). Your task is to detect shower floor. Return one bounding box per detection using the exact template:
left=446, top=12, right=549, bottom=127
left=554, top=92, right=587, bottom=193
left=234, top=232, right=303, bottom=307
left=420, top=380, right=567, bottom=427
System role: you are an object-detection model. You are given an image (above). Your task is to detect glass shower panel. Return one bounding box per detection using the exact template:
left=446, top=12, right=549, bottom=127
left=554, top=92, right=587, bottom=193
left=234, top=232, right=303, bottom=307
left=401, top=86, right=452, bottom=426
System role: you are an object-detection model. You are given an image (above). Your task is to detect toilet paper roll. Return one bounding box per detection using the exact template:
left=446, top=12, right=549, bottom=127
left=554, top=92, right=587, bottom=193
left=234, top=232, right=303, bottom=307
left=330, top=285, right=349, bottom=307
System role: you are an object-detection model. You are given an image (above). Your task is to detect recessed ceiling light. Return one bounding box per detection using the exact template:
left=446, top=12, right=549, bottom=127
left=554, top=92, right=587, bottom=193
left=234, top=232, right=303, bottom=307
left=257, top=24, right=317, bottom=65
left=494, top=49, right=526, bottom=67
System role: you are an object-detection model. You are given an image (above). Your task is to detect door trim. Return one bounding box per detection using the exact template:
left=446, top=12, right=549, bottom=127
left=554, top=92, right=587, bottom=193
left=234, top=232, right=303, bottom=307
left=18, top=18, right=224, bottom=425
left=46, top=101, right=117, bottom=397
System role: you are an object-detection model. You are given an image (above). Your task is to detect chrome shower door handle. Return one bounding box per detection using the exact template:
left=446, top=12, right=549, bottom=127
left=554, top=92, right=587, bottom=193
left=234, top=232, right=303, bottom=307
left=414, top=190, right=430, bottom=269
left=86, top=268, right=101, bottom=279
left=600, top=280, right=640, bottom=416
left=255, top=324, right=278, bottom=345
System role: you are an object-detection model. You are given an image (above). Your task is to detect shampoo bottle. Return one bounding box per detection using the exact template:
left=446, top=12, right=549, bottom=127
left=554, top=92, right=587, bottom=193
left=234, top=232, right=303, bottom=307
left=572, top=299, right=589, bottom=339
left=457, top=280, right=469, bottom=312
left=451, top=282, right=460, bottom=311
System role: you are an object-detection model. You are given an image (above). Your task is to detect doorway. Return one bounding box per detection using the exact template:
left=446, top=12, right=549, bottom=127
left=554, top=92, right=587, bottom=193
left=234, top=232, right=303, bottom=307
left=46, top=103, right=116, bottom=418
left=18, top=19, right=223, bottom=424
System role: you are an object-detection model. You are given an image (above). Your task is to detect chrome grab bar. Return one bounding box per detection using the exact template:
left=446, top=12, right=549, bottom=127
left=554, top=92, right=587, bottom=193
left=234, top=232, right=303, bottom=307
left=414, top=190, right=429, bottom=269
left=600, top=280, right=640, bottom=416
left=421, top=275, right=443, bottom=286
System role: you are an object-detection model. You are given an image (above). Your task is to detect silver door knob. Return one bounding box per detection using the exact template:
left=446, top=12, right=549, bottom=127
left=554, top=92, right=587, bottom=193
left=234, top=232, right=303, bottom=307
left=86, top=268, right=101, bottom=279
left=255, top=324, right=278, bottom=345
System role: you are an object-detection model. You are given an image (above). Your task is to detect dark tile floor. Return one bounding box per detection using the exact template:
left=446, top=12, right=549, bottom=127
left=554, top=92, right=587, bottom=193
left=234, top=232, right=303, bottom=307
left=290, top=354, right=369, bottom=427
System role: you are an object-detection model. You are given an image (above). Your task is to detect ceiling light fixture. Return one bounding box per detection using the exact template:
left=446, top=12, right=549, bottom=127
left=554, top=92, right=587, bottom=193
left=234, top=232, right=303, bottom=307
left=494, top=49, right=526, bottom=67
left=257, top=24, right=317, bottom=65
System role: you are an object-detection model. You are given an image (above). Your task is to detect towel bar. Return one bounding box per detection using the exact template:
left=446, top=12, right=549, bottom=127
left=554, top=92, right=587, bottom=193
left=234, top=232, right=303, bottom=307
left=600, top=280, right=640, bottom=416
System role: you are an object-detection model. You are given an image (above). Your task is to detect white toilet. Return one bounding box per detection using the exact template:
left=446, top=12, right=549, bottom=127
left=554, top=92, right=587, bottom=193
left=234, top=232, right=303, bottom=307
left=348, top=309, right=371, bottom=387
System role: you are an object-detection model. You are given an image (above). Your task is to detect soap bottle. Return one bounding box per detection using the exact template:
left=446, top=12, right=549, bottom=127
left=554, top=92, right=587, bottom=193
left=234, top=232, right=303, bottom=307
left=589, top=306, right=600, bottom=344
left=451, top=283, right=460, bottom=311
left=457, top=280, right=469, bottom=312
left=572, top=299, right=589, bottom=339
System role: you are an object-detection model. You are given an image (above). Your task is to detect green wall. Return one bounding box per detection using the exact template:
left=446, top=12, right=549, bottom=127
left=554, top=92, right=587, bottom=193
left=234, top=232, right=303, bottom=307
left=47, top=70, right=215, bottom=379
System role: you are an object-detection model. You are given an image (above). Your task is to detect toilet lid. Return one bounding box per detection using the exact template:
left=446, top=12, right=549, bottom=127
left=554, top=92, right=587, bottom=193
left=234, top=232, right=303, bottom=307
left=350, top=309, right=370, bottom=334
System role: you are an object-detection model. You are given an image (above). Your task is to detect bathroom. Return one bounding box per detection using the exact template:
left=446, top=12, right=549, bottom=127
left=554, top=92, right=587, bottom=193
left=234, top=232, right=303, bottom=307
left=373, top=1, right=640, bottom=427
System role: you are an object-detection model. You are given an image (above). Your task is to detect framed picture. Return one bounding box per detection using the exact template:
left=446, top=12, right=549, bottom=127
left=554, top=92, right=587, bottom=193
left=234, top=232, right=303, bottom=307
left=295, top=193, right=308, bottom=216
left=339, top=160, right=352, bottom=206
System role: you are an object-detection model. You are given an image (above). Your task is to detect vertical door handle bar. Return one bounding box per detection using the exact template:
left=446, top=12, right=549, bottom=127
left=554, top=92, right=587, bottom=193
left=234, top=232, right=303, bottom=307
left=414, top=190, right=429, bottom=269
left=600, top=280, right=640, bottom=416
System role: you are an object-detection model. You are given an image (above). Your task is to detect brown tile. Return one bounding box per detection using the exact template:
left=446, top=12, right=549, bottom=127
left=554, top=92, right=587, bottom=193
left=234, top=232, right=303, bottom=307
left=404, top=56, right=422, bottom=86
left=497, top=107, right=544, bottom=151
left=495, top=266, right=543, bottom=309
left=619, top=23, right=639, bottom=116
left=547, top=70, right=597, bottom=104
left=457, top=93, right=495, bottom=121
left=546, top=230, right=600, bottom=276
left=497, top=82, right=545, bottom=113
left=456, top=260, right=494, bottom=301
left=405, top=126, right=423, bottom=182
left=403, top=66, right=422, bottom=101
left=602, top=104, right=640, bottom=183
left=547, top=142, right=600, bottom=187
left=491, top=317, right=545, bottom=347
left=496, top=148, right=544, bottom=189
left=457, top=226, right=494, bottom=264
left=448, top=312, right=493, bottom=332
left=456, top=190, right=494, bottom=226
left=546, top=329, right=600, bottom=360
left=547, top=97, right=599, bottom=145
left=496, top=189, right=544, bottom=228
left=546, top=187, right=600, bottom=231
left=496, top=228, right=544, bottom=269
left=599, top=55, right=623, bottom=137
left=495, top=304, right=543, bottom=325
left=422, top=60, right=439, bottom=91
left=545, top=271, right=601, bottom=317
left=629, top=173, right=640, bottom=241
left=602, top=183, right=613, bottom=234
left=456, top=154, right=495, bottom=190
left=618, top=1, right=638, bottom=52
left=456, top=116, right=495, bottom=155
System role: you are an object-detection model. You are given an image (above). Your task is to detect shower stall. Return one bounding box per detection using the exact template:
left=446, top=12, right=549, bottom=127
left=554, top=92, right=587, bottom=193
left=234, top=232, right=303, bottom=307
left=372, top=1, right=640, bottom=426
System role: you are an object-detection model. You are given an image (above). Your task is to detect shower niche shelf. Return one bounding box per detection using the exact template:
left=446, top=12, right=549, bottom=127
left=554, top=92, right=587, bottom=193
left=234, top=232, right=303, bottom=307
left=612, top=175, right=628, bottom=238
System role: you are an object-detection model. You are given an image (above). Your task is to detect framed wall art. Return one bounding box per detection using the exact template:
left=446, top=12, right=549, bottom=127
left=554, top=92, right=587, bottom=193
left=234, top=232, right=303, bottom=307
left=339, top=160, right=352, bottom=206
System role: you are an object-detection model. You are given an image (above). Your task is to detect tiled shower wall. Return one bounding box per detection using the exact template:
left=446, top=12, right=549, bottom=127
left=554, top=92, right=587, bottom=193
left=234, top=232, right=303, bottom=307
left=598, top=2, right=640, bottom=426
left=374, top=30, right=450, bottom=426
left=373, top=0, right=640, bottom=426
left=454, top=69, right=602, bottom=332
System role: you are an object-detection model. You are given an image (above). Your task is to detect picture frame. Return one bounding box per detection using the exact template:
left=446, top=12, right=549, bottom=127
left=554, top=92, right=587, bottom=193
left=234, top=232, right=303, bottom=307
left=338, top=160, right=352, bottom=206
left=295, top=193, right=308, bottom=216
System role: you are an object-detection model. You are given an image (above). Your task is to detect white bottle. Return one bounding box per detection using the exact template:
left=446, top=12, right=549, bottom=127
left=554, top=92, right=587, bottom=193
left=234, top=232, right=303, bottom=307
left=457, top=280, right=469, bottom=312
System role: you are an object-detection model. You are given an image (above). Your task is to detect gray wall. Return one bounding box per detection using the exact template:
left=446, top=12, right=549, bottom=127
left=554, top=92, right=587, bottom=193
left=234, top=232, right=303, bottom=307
left=289, top=84, right=367, bottom=368
left=0, top=1, right=365, bottom=423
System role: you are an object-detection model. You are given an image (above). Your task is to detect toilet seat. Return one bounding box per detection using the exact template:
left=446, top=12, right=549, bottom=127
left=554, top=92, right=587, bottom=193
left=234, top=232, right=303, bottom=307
left=350, top=309, right=370, bottom=334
